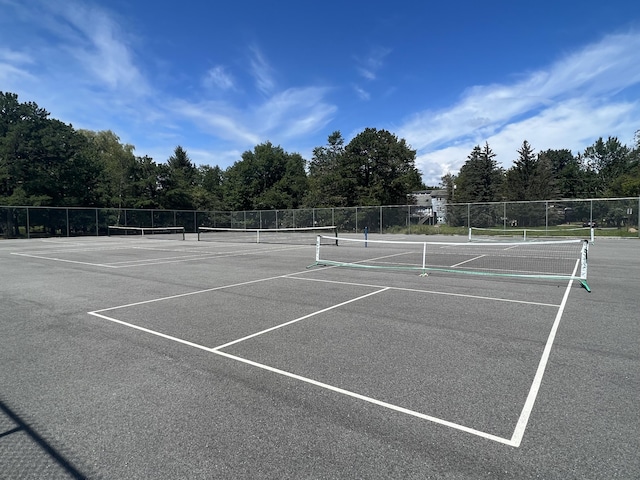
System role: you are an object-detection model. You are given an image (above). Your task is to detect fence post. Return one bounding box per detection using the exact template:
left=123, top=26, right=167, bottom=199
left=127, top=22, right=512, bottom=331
left=545, top=200, right=548, bottom=232
left=355, top=207, right=358, bottom=233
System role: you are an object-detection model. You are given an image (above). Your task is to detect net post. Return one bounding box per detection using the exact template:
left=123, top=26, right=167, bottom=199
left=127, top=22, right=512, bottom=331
left=315, top=235, right=321, bottom=262
left=523, top=229, right=527, bottom=242
left=468, top=228, right=472, bottom=241
left=333, top=226, right=338, bottom=246
left=421, top=242, right=427, bottom=276
left=590, top=227, right=595, bottom=243
left=580, top=239, right=588, bottom=280
left=579, top=239, right=591, bottom=292
left=257, top=230, right=260, bottom=244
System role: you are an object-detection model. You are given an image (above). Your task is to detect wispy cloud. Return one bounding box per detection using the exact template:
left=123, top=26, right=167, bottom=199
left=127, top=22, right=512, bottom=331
left=248, top=45, right=275, bottom=95
left=353, top=85, right=370, bottom=101
left=172, top=86, right=336, bottom=145
left=204, top=65, right=235, bottom=91
left=355, top=46, right=391, bottom=81
left=401, top=31, right=640, bottom=185
left=0, top=47, right=33, bottom=64
left=31, top=2, right=150, bottom=96
left=258, top=87, right=337, bottom=139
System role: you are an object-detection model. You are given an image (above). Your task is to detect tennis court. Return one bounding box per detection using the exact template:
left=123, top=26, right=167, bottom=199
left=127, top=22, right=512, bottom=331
left=1, top=232, right=638, bottom=479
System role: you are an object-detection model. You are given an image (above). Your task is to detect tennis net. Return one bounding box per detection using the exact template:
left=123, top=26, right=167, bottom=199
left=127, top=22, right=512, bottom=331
left=197, top=226, right=338, bottom=245
left=107, top=225, right=185, bottom=240
left=468, top=226, right=594, bottom=243
left=310, top=235, right=590, bottom=291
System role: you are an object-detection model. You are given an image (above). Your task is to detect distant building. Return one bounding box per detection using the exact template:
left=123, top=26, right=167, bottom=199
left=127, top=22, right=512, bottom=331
left=408, top=189, right=449, bottom=224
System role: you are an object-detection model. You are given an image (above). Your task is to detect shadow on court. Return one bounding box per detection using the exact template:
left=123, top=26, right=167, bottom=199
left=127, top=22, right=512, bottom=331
left=0, top=398, right=89, bottom=479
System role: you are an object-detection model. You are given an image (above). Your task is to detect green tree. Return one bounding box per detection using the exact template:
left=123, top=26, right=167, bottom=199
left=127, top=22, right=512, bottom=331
left=609, top=130, right=640, bottom=196
left=305, top=131, right=349, bottom=207
left=504, top=141, right=556, bottom=200
left=582, top=136, right=630, bottom=196
left=440, top=173, right=456, bottom=202
left=341, top=128, right=424, bottom=206
left=1, top=93, right=102, bottom=206
left=454, top=143, right=503, bottom=203
left=160, top=145, right=197, bottom=209
left=538, top=148, right=587, bottom=198
left=192, top=165, right=225, bottom=211
left=130, top=155, right=161, bottom=209
left=223, top=142, right=308, bottom=211
left=79, top=130, right=137, bottom=208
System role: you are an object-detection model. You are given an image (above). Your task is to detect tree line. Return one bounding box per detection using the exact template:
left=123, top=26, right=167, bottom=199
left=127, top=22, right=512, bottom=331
left=1, top=91, right=639, bottom=213
left=444, top=136, right=640, bottom=204
left=0, top=92, right=424, bottom=211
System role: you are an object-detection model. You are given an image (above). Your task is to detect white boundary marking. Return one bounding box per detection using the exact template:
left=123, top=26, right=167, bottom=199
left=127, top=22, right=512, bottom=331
left=86, top=265, right=575, bottom=447
left=509, top=259, right=579, bottom=447
left=450, top=254, right=486, bottom=268
left=289, top=276, right=560, bottom=308
left=11, top=243, right=309, bottom=268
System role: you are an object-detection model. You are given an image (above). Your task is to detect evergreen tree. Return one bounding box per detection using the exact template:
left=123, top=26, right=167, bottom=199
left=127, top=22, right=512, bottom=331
left=160, top=146, right=197, bottom=209
left=305, top=131, right=349, bottom=207
left=454, top=143, right=503, bottom=203
left=504, top=141, right=556, bottom=200
left=582, top=137, right=630, bottom=196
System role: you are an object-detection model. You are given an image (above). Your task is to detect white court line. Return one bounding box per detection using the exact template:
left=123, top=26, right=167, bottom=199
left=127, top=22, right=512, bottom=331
left=10, top=243, right=309, bottom=269
left=213, top=288, right=390, bottom=350
left=10, top=252, right=116, bottom=268
left=87, top=263, right=574, bottom=447
left=509, top=259, right=579, bottom=447
left=91, top=274, right=297, bottom=313
left=88, top=311, right=215, bottom=353
left=450, top=254, right=486, bottom=268
left=212, top=350, right=514, bottom=446
left=88, top=283, right=515, bottom=446
left=288, top=276, right=560, bottom=308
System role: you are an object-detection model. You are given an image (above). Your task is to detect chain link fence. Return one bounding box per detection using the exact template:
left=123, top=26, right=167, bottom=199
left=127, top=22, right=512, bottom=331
left=2, top=197, right=639, bottom=239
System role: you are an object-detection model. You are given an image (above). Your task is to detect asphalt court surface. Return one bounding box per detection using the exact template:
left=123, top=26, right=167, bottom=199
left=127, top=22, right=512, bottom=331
left=1, top=233, right=638, bottom=479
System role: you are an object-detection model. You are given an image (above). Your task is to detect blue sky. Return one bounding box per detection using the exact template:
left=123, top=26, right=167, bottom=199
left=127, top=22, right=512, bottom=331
left=1, top=0, right=639, bottom=186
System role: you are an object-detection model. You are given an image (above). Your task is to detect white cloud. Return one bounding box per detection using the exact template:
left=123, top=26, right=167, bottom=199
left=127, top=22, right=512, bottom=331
left=402, top=31, right=640, bottom=185
left=248, top=45, right=275, bottom=95
left=0, top=47, right=33, bottom=64
left=353, top=85, right=370, bottom=101
left=355, top=46, right=391, bottom=81
left=204, top=65, right=235, bottom=90
left=67, top=7, right=148, bottom=95
left=171, top=99, right=261, bottom=145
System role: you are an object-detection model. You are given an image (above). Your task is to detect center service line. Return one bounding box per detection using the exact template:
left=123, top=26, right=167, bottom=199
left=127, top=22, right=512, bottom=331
left=213, top=287, right=390, bottom=350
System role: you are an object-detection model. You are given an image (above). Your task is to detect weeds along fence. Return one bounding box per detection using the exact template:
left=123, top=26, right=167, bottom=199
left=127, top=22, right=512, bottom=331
left=1, top=197, right=639, bottom=239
